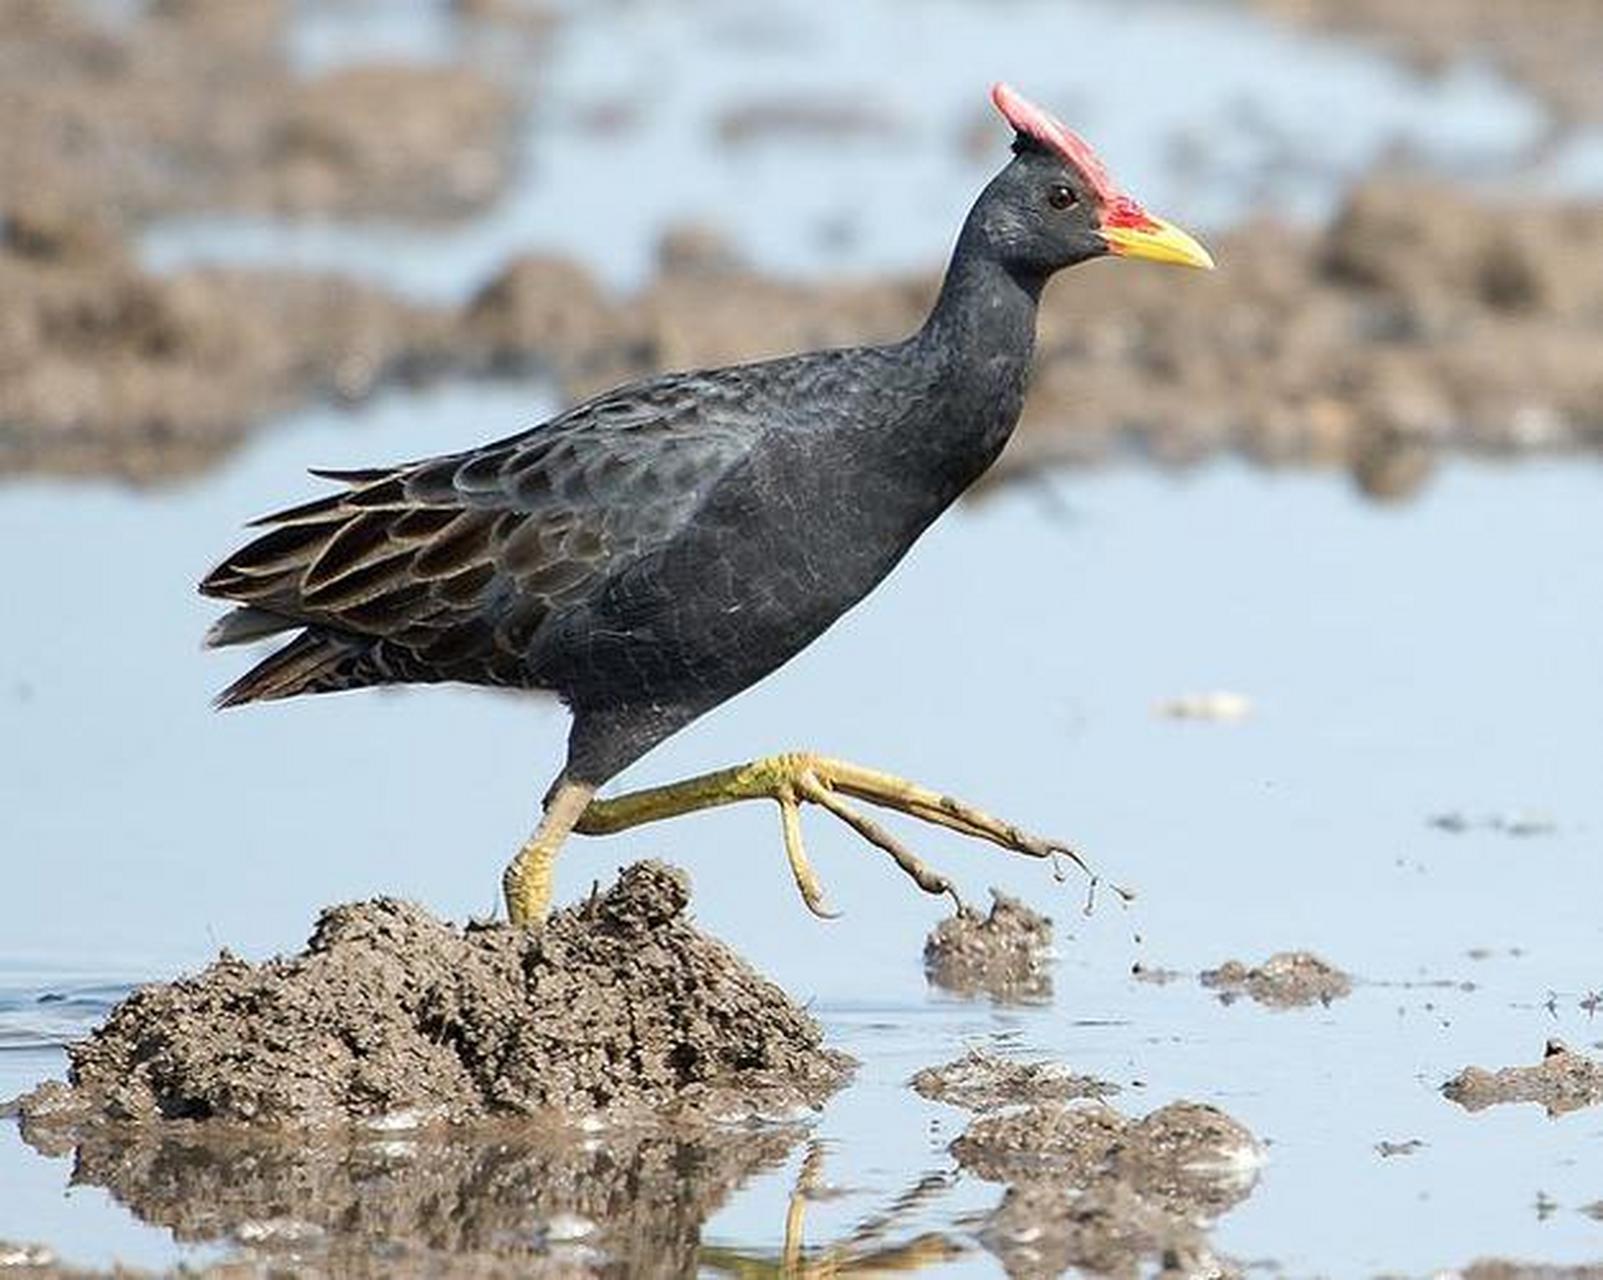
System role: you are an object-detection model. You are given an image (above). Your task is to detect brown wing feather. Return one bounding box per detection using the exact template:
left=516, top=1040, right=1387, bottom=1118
left=201, top=379, right=759, bottom=695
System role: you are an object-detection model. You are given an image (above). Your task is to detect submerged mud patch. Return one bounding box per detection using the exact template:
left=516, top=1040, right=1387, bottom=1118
left=954, top=1098, right=1262, bottom=1278
left=16, top=861, right=852, bottom=1131
left=1201, top=951, right=1353, bottom=1008
left=923, top=891, right=1054, bottom=1004
left=911, top=1048, right=1118, bottom=1112
left=1443, top=1039, right=1603, bottom=1117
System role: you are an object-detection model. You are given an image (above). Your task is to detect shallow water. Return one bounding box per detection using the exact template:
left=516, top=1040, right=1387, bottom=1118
left=2, top=374, right=1600, bottom=1271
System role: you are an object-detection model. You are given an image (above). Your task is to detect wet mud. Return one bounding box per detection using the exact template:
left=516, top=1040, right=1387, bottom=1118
left=910, top=1048, right=1118, bottom=1112
left=1200, top=951, right=1353, bottom=1008
left=1443, top=1040, right=1603, bottom=1117
left=923, top=891, right=1054, bottom=1004
left=951, top=1098, right=1262, bottom=1278
left=16, top=862, right=852, bottom=1131
left=10, top=175, right=1603, bottom=490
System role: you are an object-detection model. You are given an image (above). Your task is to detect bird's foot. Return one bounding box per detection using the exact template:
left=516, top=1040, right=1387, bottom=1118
left=574, top=751, right=1098, bottom=919
left=502, top=842, right=557, bottom=928
left=503, top=779, right=597, bottom=926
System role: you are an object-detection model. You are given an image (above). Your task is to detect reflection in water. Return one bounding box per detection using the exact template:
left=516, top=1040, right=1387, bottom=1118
left=703, top=1144, right=964, bottom=1278
left=21, top=1119, right=805, bottom=1275
left=17, top=1119, right=970, bottom=1277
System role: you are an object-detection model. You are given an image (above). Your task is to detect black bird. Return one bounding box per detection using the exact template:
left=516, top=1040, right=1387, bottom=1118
left=201, top=84, right=1213, bottom=925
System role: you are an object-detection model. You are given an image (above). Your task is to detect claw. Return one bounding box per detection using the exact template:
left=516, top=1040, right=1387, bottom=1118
left=799, top=773, right=956, bottom=902
left=778, top=791, right=840, bottom=919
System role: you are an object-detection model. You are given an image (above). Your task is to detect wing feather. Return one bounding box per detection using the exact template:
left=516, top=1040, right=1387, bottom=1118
left=199, top=372, right=759, bottom=687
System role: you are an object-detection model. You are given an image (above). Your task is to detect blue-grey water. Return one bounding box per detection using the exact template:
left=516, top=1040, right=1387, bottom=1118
left=5, top=0, right=1603, bottom=1274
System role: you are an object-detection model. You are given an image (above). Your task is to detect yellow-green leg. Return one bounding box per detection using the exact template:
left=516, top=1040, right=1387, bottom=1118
left=502, top=779, right=596, bottom=926
left=571, top=751, right=1091, bottom=918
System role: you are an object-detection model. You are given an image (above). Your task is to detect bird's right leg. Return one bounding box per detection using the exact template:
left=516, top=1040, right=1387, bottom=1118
left=571, top=753, right=1101, bottom=918
left=501, top=778, right=596, bottom=926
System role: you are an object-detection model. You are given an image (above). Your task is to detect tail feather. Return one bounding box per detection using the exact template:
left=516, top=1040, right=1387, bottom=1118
left=203, top=606, right=300, bottom=649
left=215, top=628, right=369, bottom=708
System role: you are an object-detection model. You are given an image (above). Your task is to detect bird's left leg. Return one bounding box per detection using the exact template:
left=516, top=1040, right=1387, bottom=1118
left=502, top=777, right=597, bottom=926
left=573, top=752, right=1097, bottom=917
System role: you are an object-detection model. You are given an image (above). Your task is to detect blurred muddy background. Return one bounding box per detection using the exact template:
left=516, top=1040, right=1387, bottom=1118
left=2, top=1, right=1601, bottom=1276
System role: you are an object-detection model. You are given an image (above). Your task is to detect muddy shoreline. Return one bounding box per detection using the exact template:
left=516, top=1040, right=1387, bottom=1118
left=8, top=178, right=1603, bottom=492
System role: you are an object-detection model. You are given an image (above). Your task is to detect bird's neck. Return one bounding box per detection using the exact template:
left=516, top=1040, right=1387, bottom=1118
left=916, top=230, right=1042, bottom=389
left=901, top=229, right=1041, bottom=487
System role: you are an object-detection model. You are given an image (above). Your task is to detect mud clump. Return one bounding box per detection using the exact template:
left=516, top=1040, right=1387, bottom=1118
left=953, top=1098, right=1262, bottom=1278
left=1442, top=1039, right=1603, bottom=1117
left=17, top=861, right=852, bottom=1131
left=911, top=1048, right=1118, bottom=1112
left=923, top=891, right=1054, bottom=1004
left=1201, top=951, right=1352, bottom=1008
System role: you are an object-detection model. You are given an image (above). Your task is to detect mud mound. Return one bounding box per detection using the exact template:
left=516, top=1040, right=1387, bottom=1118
left=1443, top=1039, right=1603, bottom=1117
left=910, top=1049, right=1117, bottom=1112
left=1201, top=951, right=1352, bottom=1008
left=954, top=1098, right=1262, bottom=1278
left=923, top=891, right=1053, bottom=1004
left=17, top=861, right=852, bottom=1131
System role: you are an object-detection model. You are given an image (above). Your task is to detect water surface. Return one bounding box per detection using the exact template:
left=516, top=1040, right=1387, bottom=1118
left=2, top=380, right=1599, bottom=1272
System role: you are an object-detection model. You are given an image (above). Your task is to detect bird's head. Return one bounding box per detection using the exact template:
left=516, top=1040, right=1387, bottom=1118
left=973, top=82, right=1215, bottom=280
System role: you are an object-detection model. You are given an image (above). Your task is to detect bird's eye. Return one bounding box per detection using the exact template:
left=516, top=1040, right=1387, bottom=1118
left=1047, top=183, right=1077, bottom=211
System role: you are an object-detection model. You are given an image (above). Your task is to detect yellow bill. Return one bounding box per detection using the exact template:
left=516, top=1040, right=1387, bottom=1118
left=1101, top=213, right=1216, bottom=271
